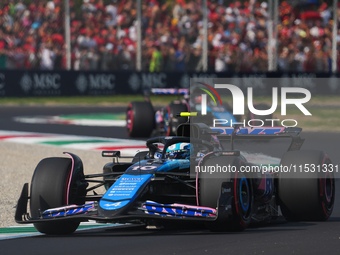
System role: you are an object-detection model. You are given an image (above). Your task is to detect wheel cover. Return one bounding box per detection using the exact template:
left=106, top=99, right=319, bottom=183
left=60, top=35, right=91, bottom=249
left=239, top=177, right=250, bottom=212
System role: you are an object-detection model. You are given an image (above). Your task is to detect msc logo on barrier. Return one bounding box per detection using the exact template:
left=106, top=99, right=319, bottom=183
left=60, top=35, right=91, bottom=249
left=20, top=73, right=61, bottom=95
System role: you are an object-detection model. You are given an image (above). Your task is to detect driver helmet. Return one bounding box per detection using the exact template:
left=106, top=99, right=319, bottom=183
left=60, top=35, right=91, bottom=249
left=166, top=143, right=191, bottom=159
left=194, top=94, right=202, bottom=104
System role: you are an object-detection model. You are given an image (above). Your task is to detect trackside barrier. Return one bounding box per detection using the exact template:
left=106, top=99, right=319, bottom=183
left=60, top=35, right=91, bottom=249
left=0, top=70, right=339, bottom=97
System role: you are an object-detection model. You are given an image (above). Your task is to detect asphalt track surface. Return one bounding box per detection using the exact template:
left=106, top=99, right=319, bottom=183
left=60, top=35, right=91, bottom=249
left=1, top=105, right=340, bottom=255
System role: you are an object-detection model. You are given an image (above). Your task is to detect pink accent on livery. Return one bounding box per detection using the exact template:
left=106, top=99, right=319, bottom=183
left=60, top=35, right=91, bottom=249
left=172, top=203, right=217, bottom=214
left=42, top=203, right=95, bottom=218
left=126, top=108, right=132, bottom=131
left=143, top=200, right=216, bottom=217
left=257, top=127, right=285, bottom=134
left=64, top=153, right=75, bottom=205
left=320, top=155, right=333, bottom=216
left=214, top=127, right=286, bottom=135
left=196, top=152, right=215, bottom=206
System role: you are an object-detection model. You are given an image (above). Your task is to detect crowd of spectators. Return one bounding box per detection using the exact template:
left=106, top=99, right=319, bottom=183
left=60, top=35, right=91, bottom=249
left=0, top=0, right=339, bottom=73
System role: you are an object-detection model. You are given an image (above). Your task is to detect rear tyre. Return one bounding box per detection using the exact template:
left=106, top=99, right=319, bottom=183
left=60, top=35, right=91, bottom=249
left=199, top=156, right=252, bottom=231
left=278, top=150, right=335, bottom=221
left=164, top=102, right=188, bottom=136
left=126, top=101, right=154, bottom=137
left=30, top=157, right=87, bottom=235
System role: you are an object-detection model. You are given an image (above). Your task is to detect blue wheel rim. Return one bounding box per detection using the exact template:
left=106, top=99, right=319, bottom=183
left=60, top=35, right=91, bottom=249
left=239, top=177, right=250, bottom=212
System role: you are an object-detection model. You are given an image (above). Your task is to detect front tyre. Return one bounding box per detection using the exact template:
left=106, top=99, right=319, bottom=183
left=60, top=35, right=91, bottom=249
left=30, top=156, right=87, bottom=235
left=199, top=156, right=252, bottom=231
left=278, top=150, right=335, bottom=221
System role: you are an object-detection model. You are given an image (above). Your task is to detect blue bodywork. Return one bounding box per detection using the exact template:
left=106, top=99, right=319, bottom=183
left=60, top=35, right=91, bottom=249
left=99, top=159, right=190, bottom=212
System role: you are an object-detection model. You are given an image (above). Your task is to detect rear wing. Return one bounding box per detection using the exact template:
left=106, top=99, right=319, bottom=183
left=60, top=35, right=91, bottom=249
left=212, top=126, right=304, bottom=151
left=177, top=123, right=304, bottom=152
left=151, top=88, right=189, bottom=96
left=212, top=126, right=300, bottom=135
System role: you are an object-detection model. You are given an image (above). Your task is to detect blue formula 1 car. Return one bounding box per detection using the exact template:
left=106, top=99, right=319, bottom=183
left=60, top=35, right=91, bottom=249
left=15, top=123, right=335, bottom=234
left=126, top=88, right=190, bottom=138
left=126, top=88, right=273, bottom=138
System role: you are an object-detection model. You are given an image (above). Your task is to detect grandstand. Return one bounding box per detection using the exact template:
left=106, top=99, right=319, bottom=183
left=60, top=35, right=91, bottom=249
left=0, top=0, right=338, bottom=73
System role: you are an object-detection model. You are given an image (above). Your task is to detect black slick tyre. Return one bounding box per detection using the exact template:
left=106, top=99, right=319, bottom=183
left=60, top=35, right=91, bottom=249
left=126, top=101, right=154, bottom=137
left=278, top=150, right=335, bottom=221
left=199, top=155, right=252, bottom=231
left=30, top=157, right=87, bottom=235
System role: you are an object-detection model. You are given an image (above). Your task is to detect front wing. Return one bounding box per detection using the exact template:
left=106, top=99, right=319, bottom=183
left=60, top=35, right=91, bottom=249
left=15, top=183, right=234, bottom=224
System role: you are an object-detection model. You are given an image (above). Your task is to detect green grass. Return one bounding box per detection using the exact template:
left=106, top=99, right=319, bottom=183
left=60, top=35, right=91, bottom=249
left=280, top=108, right=340, bottom=132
